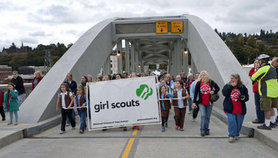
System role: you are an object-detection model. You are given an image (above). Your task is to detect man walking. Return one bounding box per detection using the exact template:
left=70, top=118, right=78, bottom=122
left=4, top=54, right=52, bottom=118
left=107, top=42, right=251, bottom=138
left=11, top=71, right=26, bottom=107
left=252, top=56, right=278, bottom=130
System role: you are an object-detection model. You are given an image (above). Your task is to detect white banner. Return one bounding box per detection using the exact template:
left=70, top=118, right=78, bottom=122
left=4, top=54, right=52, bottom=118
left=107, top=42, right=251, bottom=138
left=88, top=76, right=160, bottom=130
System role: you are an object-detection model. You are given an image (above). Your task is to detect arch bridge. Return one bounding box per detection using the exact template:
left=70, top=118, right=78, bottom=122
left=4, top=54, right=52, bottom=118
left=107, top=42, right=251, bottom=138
left=19, top=15, right=255, bottom=123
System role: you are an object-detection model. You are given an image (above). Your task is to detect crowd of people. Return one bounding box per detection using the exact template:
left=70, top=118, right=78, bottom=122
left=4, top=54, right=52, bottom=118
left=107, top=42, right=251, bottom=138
left=0, top=55, right=277, bottom=144
left=0, top=71, right=43, bottom=125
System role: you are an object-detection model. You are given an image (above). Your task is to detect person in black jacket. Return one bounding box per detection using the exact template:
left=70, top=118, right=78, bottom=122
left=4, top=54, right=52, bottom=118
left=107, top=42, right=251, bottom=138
left=64, top=73, right=77, bottom=95
left=222, top=74, right=249, bottom=143
left=11, top=71, right=26, bottom=107
left=193, top=71, right=219, bottom=136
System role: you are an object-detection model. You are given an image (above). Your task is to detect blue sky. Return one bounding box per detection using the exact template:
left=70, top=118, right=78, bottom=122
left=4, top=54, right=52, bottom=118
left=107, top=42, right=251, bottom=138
left=0, top=0, right=277, bottom=49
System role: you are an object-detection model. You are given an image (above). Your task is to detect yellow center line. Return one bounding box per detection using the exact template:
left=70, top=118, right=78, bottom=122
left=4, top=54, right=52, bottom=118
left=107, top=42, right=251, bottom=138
left=121, top=129, right=138, bottom=158
left=132, top=129, right=138, bottom=136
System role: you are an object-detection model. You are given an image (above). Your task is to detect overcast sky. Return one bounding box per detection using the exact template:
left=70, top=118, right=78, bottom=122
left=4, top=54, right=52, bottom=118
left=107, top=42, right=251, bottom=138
left=0, top=0, right=277, bottom=49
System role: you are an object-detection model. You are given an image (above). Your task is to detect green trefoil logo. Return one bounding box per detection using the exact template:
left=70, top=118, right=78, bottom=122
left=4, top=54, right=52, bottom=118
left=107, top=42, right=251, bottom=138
left=136, top=84, right=153, bottom=100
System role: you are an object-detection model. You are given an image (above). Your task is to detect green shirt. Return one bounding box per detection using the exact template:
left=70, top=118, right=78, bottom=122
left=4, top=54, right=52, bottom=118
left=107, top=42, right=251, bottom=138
left=251, top=65, right=278, bottom=98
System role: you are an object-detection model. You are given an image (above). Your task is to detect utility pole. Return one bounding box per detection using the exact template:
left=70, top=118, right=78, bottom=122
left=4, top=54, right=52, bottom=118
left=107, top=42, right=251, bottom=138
left=44, top=50, right=51, bottom=75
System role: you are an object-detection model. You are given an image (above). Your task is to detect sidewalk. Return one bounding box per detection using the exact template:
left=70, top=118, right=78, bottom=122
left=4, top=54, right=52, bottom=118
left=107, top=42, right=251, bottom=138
left=213, top=106, right=278, bottom=151
left=1, top=109, right=278, bottom=152
left=245, top=122, right=278, bottom=151
left=0, top=112, right=60, bottom=149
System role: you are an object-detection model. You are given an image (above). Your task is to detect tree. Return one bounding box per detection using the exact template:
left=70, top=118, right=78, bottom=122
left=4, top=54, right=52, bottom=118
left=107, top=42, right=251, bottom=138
left=9, top=54, right=27, bottom=70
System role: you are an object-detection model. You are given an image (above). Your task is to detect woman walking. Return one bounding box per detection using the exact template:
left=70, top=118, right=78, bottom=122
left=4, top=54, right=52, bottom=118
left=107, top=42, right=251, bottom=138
left=193, top=71, right=219, bottom=136
left=222, top=74, right=249, bottom=143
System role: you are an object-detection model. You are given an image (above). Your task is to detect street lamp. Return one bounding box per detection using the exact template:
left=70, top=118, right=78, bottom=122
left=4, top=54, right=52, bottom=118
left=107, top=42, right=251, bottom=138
left=117, top=51, right=121, bottom=56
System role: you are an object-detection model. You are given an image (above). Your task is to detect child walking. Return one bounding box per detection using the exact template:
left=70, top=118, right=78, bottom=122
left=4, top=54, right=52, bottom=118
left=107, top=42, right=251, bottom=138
left=159, top=85, right=174, bottom=132
left=56, top=83, right=76, bottom=134
left=172, top=80, right=189, bottom=131
left=4, top=83, right=19, bottom=125
left=74, top=85, right=87, bottom=134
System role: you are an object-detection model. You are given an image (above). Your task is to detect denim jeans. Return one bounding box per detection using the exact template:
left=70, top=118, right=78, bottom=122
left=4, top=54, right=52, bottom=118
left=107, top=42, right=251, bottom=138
left=78, top=110, right=87, bottom=130
left=18, top=93, right=26, bottom=107
left=254, top=92, right=264, bottom=122
left=226, top=113, right=244, bottom=137
left=188, top=98, right=193, bottom=112
left=199, top=104, right=213, bottom=133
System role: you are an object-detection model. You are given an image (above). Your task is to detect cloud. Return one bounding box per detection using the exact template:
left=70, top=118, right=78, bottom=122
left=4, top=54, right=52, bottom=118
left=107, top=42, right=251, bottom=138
left=19, top=37, right=38, bottom=44
left=29, top=31, right=51, bottom=37
left=0, top=0, right=278, bottom=50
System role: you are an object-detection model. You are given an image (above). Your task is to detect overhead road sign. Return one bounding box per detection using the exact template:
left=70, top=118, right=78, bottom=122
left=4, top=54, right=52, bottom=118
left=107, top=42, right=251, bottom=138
left=171, top=21, right=184, bottom=33
left=156, top=21, right=168, bottom=34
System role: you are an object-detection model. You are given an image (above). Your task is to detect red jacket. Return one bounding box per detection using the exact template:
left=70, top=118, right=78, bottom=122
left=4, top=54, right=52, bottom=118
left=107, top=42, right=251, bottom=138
left=0, top=91, right=4, bottom=106
left=249, top=67, right=259, bottom=93
left=32, top=76, right=43, bottom=90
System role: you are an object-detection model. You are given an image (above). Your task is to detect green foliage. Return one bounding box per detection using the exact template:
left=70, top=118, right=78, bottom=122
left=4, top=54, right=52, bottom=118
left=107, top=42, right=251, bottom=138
left=216, top=29, right=278, bottom=64
left=0, top=43, right=72, bottom=70
left=9, top=54, right=27, bottom=70
left=0, top=56, right=12, bottom=65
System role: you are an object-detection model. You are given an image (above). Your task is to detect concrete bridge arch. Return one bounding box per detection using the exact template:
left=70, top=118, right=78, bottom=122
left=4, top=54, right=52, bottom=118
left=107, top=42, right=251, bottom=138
left=19, top=15, right=255, bottom=123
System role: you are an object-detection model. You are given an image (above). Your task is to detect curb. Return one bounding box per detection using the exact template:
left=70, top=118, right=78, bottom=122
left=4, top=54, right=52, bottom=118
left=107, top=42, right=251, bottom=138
left=0, top=116, right=61, bottom=149
left=23, top=116, right=61, bottom=138
left=0, top=130, right=24, bottom=149
left=212, top=108, right=254, bottom=137
left=212, top=107, right=278, bottom=152
left=253, top=129, right=278, bottom=152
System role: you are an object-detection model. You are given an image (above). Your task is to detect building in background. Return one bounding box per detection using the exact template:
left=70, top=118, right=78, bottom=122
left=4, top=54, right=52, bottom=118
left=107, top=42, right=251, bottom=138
left=0, top=42, right=32, bottom=56
left=0, top=65, right=12, bottom=82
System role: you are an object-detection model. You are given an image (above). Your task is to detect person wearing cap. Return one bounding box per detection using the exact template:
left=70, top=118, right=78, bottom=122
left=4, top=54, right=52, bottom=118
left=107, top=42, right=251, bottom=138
left=249, top=60, right=264, bottom=124
left=251, top=55, right=278, bottom=130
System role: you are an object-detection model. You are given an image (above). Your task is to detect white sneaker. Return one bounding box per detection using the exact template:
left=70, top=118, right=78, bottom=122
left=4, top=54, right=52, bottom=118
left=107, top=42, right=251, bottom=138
left=228, top=137, right=235, bottom=143
left=192, top=118, right=196, bottom=122
left=60, top=130, right=65, bottom=134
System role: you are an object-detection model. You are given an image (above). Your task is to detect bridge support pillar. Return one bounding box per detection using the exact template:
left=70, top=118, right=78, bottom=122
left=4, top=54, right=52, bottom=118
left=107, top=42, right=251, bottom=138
left=130, top=43, right=135, bottom=73
left=191, top=55, right=197, bottom=74
left=117, top=41, right=123, bottom=74
left=103, top=56, right=111, bottom=75
left=176, top=40, right=183, bottom=76
left=182, top=50, right=189, bottom=75
left=125, top=40, right=130, bottom=73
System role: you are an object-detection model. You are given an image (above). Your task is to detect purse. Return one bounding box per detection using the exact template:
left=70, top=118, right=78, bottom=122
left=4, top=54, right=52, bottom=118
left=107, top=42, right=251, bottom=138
left=210, top=93, right=219, bottom=102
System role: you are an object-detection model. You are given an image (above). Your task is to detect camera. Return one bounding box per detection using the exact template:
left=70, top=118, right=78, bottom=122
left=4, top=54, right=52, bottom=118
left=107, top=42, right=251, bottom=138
left=239, top=95, right=245, bottom=100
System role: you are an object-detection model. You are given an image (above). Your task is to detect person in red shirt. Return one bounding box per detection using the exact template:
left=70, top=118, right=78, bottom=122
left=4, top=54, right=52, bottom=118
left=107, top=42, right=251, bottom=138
left=249, top=60, right=264, bottom=123
left=32, top=71, right=43, bottom=90
left=193, top=71, right=219, bottom=136
left=222, top=74, right=249, bottom=143
left=0, top=90, right=5, bottom=121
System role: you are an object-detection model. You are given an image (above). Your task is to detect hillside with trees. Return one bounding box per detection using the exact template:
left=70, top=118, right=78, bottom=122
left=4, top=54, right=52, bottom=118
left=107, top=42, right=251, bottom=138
left=215, top=29, right=278, bottom=64
left=0, top=29, right=277, bottom=70
left=0, top=43, right=72, bottom=70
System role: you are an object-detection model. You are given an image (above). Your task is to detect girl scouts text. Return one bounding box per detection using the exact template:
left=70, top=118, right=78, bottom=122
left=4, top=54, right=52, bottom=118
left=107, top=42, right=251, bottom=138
left=94, top=99, right=140, bottom=112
